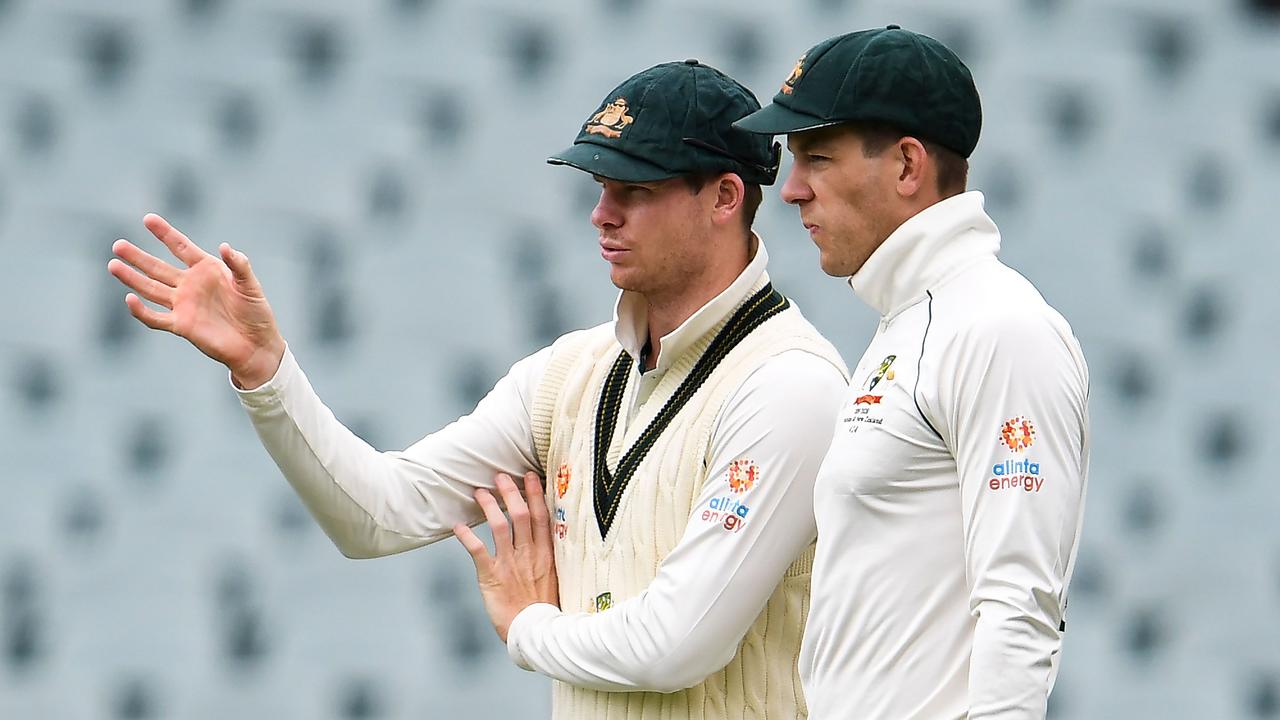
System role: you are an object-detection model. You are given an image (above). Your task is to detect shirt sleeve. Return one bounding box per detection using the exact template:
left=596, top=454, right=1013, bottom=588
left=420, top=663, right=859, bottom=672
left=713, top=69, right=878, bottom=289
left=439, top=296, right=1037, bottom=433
left=935, top=310, right=1089, bottom=719
left=504, top=349, right=847, bottom=692
left=235, top=343, right=551, bottom=559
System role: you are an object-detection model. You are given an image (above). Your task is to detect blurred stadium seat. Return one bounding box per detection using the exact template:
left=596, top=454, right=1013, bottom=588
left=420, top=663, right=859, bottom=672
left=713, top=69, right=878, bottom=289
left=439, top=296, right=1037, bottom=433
left=1, top=0, right=1277, bottom=717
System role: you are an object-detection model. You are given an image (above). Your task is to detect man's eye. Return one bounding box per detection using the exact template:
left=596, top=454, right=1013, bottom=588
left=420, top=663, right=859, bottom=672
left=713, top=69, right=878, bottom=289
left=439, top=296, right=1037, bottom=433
left=808, top=154, right=830, bottom=163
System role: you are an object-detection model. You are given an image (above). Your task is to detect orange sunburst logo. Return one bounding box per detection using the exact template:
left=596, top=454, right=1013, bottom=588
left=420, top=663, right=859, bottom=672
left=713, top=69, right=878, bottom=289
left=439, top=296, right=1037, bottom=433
left=555, top=463, right=571, bottom=499
left=999, top=417, right=1036, bottom=452
left=727, top=459, right=760, bottom=494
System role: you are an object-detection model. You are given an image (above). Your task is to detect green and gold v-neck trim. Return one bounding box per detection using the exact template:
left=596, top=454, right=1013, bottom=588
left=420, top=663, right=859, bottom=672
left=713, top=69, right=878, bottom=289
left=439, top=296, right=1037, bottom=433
left=591, top=283, right=790, bottom=539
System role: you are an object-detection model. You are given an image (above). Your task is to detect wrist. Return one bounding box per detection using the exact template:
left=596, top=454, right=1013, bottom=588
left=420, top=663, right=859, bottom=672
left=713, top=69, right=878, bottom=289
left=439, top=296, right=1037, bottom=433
left=231, top=337, right=286, bottom=390
left=505, top=603, right=562, bottom=671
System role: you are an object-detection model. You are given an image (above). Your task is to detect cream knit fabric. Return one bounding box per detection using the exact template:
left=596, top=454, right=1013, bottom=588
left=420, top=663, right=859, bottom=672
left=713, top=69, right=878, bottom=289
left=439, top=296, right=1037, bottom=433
left=530, top=303, right=840, bottom=720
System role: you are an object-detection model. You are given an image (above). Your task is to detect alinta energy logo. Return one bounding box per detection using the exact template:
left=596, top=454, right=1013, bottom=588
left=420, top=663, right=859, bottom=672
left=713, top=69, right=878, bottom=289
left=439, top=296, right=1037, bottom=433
left=699, top=459, right=758, bottom=533
left=552, top=464, right=570, bottom=540
left=553, top=505, right=568, bottom=540
left=990, top=416, right=1045, bottom=493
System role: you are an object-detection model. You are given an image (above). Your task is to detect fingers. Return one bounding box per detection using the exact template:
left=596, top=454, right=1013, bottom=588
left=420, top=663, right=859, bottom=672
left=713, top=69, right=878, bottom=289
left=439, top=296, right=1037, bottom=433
left=495, top=473, right=533, bottom=550
left=453, top=524, right=492, bottom=574
left=219, top=243, right=263, bottom=295
left=143, top=212, right=208, bottom=268
left=111, top=239, right=183, bottom=287
left=471, top=473, right=547, bottom=566
left=107, top=258, right=174, bottom=309
left=523, top=472, right=553, bottom=554
left=123, top=293, right=174, bottom=332
left=474, top=488, right=511, bottom=558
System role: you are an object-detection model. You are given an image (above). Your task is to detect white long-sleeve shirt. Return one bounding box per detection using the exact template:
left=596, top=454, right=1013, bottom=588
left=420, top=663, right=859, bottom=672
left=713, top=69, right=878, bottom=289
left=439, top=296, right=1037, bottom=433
left=802, top=192, right=1090, bottom=719
left=235, top=241, right=848, bottom=692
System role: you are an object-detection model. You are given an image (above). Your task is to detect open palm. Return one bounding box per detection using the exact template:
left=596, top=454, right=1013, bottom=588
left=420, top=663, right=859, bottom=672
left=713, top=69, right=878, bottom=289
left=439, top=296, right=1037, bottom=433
left=108, top=213, right=286, bottom=387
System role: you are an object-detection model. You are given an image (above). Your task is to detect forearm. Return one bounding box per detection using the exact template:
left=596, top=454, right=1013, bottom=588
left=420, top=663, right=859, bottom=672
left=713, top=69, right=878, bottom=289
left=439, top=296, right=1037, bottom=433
left=507, top=525, right=816, bottom=693
left=237, top=345, right=548, bottom=558
left=238, top=349, right=461, bottom=556
left=506, top=592, right=735, bottom=693
left=968, top=602, right=1060, bottom=719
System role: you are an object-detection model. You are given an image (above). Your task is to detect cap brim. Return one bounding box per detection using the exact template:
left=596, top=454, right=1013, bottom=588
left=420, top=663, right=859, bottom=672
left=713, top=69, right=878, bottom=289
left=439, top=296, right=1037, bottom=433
left=733, top=102, right=843, bottom=135
left=546, top=141, right=677, bottom=183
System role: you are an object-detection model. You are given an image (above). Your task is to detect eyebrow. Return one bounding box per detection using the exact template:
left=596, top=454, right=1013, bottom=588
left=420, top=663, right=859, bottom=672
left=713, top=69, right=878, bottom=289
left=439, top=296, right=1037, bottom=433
left=787, top=125, right=848, bottom=154
left=787, top=135, right=821, bottom=154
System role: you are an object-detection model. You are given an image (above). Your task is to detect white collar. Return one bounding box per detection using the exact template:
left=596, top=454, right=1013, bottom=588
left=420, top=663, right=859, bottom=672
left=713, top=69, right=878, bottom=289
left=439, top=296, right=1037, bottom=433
left=848, top=190, right=1001, bottom=318
left=613, top=234, right=771, bottom=372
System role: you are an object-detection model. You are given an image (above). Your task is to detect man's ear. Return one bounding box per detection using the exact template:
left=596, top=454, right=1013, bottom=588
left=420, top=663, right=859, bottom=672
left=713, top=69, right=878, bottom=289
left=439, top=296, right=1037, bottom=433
left=895, top=137, right=930, bottom=199
left=712, top=173, right=746, bottom=226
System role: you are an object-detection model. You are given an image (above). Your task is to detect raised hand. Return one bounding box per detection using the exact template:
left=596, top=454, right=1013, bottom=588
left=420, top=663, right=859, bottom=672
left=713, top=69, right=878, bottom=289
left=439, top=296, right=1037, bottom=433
left=454, top=472, right=560, bottom=643
left=107, top=213, right=286, bottom=388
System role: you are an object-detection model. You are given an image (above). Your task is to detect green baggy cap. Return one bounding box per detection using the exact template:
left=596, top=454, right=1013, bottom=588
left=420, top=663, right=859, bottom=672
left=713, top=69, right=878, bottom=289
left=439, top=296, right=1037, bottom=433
left=735, top=25, right=982, bottom=158
left=549, top=59, right=781, bottom=185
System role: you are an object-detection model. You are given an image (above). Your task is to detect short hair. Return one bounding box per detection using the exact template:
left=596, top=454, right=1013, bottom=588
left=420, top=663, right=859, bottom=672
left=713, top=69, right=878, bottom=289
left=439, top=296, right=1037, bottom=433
left=682, top=172, right=763, bottom=234
left=846, top=120, right=968, bottom=197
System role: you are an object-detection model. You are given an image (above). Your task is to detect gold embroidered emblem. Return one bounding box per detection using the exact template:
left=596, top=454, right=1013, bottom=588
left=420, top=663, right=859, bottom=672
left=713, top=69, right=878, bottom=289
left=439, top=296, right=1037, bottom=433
left=781, top=54, right=805, bottom=95
left=585, top=97, right=634, bottom=138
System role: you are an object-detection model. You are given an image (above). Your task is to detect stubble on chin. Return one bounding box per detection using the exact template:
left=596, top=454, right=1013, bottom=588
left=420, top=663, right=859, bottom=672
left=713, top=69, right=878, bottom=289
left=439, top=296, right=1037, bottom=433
left=819, top=258, right=851, bottom=278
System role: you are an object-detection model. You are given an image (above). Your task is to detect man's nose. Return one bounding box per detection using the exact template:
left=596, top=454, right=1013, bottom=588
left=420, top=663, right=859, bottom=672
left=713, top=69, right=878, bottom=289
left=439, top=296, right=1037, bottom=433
left=780, top=168, right=813, bottom=205
left=591, top=190, right=621, bottom=230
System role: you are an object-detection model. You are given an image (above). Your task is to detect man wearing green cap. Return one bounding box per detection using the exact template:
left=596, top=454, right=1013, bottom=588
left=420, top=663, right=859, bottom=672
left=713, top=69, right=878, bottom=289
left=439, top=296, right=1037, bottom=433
left=108, top=59, right=847, bottom=718
left=735, top=26, right=1090, bottom=720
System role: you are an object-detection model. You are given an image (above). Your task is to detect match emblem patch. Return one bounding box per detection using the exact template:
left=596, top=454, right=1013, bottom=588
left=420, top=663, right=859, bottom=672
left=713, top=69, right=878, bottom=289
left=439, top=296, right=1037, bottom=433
left=585, top=97, right=634, bottom=138
left=726, top=459, right=759, bottom=494
left=999, top=416, right=1036, bottom=452
left=864, top=354, right=897, bottom=391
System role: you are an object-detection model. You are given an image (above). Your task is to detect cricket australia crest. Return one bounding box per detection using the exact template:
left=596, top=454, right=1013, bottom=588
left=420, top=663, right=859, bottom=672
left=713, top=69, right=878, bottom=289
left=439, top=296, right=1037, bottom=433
left=781, top=54, right=805, bottom=95
left=585, top=97, right=634, bottom=138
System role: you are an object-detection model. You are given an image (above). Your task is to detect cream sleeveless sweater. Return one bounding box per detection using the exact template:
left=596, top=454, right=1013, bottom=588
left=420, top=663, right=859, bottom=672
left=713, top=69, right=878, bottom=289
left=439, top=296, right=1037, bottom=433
left=529, top=297, right=842, bottom=720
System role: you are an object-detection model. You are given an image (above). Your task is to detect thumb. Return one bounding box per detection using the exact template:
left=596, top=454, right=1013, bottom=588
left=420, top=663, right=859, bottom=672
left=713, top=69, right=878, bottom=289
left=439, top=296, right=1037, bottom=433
left=219, top=243, right=263, bottom=295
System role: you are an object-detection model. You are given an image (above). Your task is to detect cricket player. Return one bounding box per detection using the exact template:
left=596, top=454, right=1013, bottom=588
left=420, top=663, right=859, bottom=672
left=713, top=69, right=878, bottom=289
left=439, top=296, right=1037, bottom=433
left=735, top=27, right=1091, bottom=719
left=108, top=59, right=847, bottom=719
